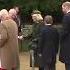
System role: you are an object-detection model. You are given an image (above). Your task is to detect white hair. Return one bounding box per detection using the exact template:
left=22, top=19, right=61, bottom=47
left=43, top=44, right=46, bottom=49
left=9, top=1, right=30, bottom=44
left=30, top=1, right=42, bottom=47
left=0, top=9, right=9, bottom=21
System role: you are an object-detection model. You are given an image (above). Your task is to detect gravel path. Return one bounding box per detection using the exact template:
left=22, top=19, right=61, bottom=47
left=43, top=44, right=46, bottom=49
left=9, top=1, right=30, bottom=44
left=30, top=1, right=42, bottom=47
left=19, top=52, right=65, bottom=70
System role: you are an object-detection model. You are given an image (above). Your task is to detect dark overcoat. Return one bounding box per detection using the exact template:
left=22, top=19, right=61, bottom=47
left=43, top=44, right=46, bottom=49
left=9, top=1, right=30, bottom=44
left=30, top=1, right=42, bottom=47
left=59, top=13, right=70, bottom=64
left=38, top=25, right=59, bottom=67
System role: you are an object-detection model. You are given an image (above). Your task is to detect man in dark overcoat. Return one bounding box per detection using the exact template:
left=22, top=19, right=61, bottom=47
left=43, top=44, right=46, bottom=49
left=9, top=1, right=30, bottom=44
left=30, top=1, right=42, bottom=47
left=38, top=15, right=59, bottom=70
left=59, top=1, right=70, bottom=70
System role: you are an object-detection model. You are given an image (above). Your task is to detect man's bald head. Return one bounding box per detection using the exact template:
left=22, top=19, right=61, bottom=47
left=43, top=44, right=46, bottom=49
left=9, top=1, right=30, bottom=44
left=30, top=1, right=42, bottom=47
left=9, top=9, right=17, bottom=19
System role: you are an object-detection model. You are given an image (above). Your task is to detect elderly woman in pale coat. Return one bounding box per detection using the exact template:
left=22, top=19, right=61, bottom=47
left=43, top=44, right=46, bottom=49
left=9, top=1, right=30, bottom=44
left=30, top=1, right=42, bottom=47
left=0, top=9, right=19, bottom=70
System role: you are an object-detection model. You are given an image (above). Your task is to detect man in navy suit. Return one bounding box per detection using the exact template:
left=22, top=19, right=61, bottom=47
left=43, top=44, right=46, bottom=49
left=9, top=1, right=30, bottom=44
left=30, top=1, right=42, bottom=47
left=38, top=15, right=59, bottom=70
left=59, top=1, right=70, bottom=70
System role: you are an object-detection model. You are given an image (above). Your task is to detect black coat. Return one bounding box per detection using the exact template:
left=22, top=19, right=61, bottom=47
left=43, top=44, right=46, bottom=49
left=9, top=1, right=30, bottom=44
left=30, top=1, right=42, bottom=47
left=38, top=25, right=59, bottom=67
left=59, top=13, right=70, bottom=64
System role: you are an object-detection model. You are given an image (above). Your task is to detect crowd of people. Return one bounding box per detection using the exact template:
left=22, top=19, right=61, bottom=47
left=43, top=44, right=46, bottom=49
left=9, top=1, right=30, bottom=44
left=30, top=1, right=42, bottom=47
left=0, top=1, right=70, bottom=70
left=30, top=1, right=70, bottom=70
left=0, top=7, right=21, bottom=70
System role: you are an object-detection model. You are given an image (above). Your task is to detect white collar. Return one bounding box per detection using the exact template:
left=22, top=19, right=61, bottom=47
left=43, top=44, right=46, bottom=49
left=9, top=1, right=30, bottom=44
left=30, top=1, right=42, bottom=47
left=1, top=21, right=2, bottom=23
left=45, top=24, right=51, bottom=26
left=67, top=10, right=70, bottom=13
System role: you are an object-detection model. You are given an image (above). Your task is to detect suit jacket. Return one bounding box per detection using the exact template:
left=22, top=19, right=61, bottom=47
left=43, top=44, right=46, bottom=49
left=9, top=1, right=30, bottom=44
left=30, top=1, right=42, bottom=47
left=59, top=12, right=70, bottom=64
left=38, top=25, right=59, bottom=67
left=0, top=19, right=19, bottom=70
